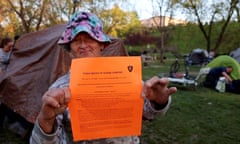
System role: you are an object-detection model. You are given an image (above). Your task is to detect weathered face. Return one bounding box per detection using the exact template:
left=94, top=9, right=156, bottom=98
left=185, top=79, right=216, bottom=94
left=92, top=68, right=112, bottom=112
left=69, top=32, right=104, bottom=58
left=3, top=41, right=13, bottom=52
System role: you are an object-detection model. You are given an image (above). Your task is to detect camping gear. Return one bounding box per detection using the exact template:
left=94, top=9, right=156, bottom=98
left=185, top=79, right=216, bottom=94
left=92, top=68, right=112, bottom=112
left=165, top=67, right=210, bottom=87
left=229, top=48, right=240, bottom=63
left=206, top=55, right=240, bottom=80
left=164, top=57, right=212, bottom=87
left=161, top=58, right=198, bottom=87
left=185, top=48, right=209, bottom=66
left=0, top=24, right=128, bottom=124
left=226, top=79, right=240, bottom=94
left=215, top=77, right=226, bottom=93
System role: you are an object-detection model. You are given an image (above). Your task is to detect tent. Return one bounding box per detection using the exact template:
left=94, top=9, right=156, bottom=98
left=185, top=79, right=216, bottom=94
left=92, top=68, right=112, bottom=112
left=185, top=48, right=209, bottom=65
left=230, top=48, right=240, bottom=63
left=0, top=24, right=128, bottom=124
left=206, top=55, right=240, bottom=80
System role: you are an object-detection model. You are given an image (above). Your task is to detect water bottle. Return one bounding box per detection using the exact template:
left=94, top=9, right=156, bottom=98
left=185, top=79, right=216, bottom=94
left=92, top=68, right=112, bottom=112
left=215, top=77, right=226, bottom=92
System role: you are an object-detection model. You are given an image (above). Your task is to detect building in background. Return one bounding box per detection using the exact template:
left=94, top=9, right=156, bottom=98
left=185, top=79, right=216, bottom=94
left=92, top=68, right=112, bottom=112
left=141, top=16, right=187, bottom=27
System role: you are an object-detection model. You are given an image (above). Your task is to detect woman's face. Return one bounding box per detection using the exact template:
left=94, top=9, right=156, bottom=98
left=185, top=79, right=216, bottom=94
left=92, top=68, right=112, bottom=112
left=70, top=33, right=105, bottom=58
left=3, top=41, right=13, bottom=52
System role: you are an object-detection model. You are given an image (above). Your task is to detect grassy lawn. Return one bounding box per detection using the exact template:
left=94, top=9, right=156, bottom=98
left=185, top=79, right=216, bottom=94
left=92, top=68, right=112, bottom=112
left=1, top=59, right=240, bottom=144
left=141, top=60, right=240, bottom=144
left=141, top=86, right=240, bottom=144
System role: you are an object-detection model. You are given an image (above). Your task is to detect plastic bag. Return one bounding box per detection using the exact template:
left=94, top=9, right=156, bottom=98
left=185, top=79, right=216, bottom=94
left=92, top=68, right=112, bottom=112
left=215, top=77, right=226, bottom=92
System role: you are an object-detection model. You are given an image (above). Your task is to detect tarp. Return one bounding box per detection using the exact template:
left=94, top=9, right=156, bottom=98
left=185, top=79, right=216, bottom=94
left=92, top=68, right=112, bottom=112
left=185, top=48, right=209, bottom=65
left=0, top=24, right=128, bottom=123
left=230, top=48, right=240, bottom=63
left=206, top=55, right=240, bottom=80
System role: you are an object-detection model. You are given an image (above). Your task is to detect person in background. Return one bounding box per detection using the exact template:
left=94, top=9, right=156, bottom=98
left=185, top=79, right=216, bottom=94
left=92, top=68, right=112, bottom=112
left=0, top=37, right=33, bottom=140
left=223, top=67, right=240, bottom=94
left=208, top=51, right=215, bottom=61
left=203, top=66, right=233, bottom=89
left=30, top=11, right=177, bottom=144
left=0, top=37, right=13, bottom=73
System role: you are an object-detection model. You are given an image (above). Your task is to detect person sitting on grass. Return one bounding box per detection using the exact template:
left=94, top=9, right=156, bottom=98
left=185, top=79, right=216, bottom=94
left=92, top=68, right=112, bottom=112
left=203, top=66, right=233, bottom=89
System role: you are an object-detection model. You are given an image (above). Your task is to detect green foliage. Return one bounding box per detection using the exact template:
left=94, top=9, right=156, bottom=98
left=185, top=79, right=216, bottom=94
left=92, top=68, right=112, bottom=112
left=169, top=23, right=206, bottom=53
left=168, top=21, right=240, bottom=54
left=0, top=0, right=133, bottom=37
left=100, top=4, right=141, bottom=38
left=177, top=0, right=239, bottom=53
left=218, top=21, right=240, bottom=52
left=0, top=0, right=239, bottom=51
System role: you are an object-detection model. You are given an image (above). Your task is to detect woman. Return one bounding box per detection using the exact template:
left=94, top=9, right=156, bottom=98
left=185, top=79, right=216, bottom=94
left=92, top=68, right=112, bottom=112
left=0, top=37, right=13, bottom=72
left=30, top=11, right=177, bottom=144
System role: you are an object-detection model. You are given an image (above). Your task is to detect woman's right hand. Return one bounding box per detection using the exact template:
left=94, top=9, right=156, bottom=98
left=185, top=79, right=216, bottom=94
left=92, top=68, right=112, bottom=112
left=38, top=87, right=70, bottom=133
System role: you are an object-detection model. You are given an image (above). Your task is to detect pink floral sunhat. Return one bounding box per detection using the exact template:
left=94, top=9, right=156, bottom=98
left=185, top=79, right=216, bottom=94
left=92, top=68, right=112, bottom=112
left=58, top=11, right=111, bottom=44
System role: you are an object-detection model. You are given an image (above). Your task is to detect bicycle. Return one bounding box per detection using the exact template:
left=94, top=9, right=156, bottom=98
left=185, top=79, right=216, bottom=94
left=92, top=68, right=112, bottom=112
left=169, top=58, right=190, bottom=79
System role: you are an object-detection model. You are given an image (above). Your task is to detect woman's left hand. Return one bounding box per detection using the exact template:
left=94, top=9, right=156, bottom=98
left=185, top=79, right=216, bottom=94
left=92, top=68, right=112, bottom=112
left=143, top=76, right=177, bottom=105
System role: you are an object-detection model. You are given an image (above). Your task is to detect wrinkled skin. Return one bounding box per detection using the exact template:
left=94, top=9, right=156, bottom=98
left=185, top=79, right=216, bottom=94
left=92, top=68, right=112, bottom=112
left=143, top=76, right=177, bottom=104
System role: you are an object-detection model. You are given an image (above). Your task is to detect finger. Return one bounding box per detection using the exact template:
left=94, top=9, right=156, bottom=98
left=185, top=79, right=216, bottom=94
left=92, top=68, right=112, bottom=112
left=168, top=87, right=177, bottom=95
left=47, top=88, right=67, bottom=106
left=143, top=81, right=152, bottom=98
left=42, top=93, right=60, bottom=108
left=144, top=77, right=163, bottom=97
left=156, top=78, right=169, bottom=87
left=145, top=76, right=159, bottom=87
left=147, top=77, right=169, bottom=88
left=58, top=88, right=65, bottom=105
left=54, top=105, right=67, bottom=115
left=62, top=87, right=70, bottom=103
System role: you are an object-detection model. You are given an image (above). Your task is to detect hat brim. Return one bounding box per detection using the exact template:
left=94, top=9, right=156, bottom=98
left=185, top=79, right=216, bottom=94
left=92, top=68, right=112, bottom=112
left=58, top=26, right=111, bottom=45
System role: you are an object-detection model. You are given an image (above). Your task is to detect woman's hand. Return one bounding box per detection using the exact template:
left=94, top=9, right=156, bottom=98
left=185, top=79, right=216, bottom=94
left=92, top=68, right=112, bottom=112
left=38, top=87, right=70, bottom=133
left=143, top=76, right=177, bottom=106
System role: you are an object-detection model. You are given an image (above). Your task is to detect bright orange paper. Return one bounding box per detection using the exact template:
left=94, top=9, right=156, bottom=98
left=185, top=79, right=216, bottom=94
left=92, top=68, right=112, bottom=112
left=69, top=56, right=143, bottom=142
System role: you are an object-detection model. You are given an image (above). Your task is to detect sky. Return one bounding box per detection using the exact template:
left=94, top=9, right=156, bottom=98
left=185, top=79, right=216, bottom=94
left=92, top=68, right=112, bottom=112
left=127, top=0, right=186, bottom=20
left=99, top=0, right=153, bottom=20
left=131, top=0, right=153, bottom=20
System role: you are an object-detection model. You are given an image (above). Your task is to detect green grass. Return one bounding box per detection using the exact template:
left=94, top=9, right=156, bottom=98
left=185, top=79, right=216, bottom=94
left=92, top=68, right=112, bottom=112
left=0, top=128, right=27, bottom=144
left=141, top=60, right=240, bottom=144
left=141, top=87, right=240, bottom=144
left=1, top=59, right=240, bottom=144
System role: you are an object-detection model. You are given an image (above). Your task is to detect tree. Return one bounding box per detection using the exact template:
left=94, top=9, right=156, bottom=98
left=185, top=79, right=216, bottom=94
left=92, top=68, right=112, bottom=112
left=178, top=0, right=239, bottom=54
left=100, top=4, right=141, bottom=38
left=0, top=0, right=136, bottom=38
left=3, top=0, right=75, bottom=33
left=149, top=0, right=179, bottom=63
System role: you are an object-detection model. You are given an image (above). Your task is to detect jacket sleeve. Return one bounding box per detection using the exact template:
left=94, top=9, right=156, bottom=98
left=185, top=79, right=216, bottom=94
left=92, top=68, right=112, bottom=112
left=29, top=115, right=68, bottom=144
left=142, top=96, right=171, bottom=120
